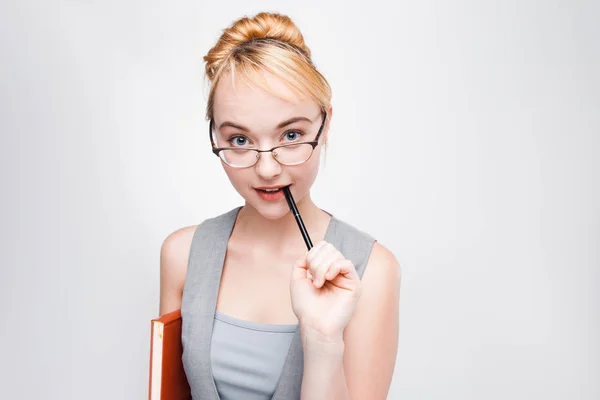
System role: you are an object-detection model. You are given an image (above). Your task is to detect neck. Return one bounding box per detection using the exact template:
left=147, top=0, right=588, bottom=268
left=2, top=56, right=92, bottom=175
left=234, top=192, right=330, bottom=251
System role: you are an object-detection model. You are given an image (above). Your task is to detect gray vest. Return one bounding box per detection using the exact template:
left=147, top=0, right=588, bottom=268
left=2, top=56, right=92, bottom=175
left=181, top=206, right=375, bottom=400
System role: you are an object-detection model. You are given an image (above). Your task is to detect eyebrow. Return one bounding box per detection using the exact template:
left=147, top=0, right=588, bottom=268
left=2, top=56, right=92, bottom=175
left=218, top=116, right=314, bottom=132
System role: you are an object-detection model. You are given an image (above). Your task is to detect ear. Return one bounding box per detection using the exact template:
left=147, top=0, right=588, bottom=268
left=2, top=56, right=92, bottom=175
left=322, top=105, right=333, bottom=145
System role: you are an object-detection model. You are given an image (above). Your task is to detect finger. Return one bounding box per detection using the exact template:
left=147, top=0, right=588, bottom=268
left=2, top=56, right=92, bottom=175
left=325, top=259, right=360, bottom=291
left=306, top=240, right=329, bottom=267
left=313, top=248, right=346, bottom=288
left=309, top=243, right=340, bottom=287
left=324, top=259, right=343, bottom=281
left=325, top=259, right=356, bottom=281
left=305, top=241, right=330, bottom=283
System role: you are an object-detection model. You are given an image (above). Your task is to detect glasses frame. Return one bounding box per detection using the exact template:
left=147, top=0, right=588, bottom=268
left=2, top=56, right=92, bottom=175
left=209, top=111, right=328, bottom=168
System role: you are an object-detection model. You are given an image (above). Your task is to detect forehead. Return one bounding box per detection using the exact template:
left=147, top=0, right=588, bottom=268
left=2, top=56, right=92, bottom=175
left=213, top=71, right=320, bottom=129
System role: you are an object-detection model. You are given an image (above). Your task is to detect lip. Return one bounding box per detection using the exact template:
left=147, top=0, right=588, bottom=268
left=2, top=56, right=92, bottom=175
left=254, top=184, right=290, bottom=190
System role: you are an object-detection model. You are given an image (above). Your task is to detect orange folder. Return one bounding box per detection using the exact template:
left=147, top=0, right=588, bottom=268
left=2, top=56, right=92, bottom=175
left=148, top=309, right=192, bottom=400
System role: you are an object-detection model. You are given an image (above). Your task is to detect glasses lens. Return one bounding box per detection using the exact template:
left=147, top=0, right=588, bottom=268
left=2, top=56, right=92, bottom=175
left=220, top=149, right=258, bottom=167
left=275, top=143, right=314, bottom=165
left=218, top=143, right=314, bottom=168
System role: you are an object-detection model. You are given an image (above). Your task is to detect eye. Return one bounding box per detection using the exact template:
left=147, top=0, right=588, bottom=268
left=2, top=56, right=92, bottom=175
left=228, top=135, right=251, bottom=147
left=283, top=130, right=304, bottom=142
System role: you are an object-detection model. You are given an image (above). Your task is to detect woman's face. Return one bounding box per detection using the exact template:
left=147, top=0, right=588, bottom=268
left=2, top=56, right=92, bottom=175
left=212, top=72, right=330, bottom=220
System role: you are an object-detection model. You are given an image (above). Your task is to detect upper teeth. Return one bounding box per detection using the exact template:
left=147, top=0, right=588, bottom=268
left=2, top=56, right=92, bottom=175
left=264, top=188, right=280, bottom=192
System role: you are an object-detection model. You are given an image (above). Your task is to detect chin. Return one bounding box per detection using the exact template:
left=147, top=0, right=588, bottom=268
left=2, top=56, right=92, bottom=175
left=262, top=207, right=291, bottom=220
left=255, top=199, right=290, bottom=220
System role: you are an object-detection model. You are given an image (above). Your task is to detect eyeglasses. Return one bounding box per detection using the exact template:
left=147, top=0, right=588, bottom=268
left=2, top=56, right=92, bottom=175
left=209, top=111, right=327, bottom=168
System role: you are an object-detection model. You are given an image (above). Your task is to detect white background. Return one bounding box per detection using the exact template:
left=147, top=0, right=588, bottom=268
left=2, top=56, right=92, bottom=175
left=1, top=0, right=598, bottom=399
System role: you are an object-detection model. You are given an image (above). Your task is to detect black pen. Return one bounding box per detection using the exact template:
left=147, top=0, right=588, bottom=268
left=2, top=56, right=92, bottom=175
left=283, top=185, right=313, bottom=250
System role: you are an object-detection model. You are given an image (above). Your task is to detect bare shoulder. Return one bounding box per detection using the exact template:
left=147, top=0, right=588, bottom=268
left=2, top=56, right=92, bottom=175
left=160, top=224, right=198, bottom=270
left=348, top=240, right=402, bottom=325
left=159, top=224, right=198, bottom=316
left=364, top=241, right=402, bottom=283
left=358, top=240, right=402, bottom=310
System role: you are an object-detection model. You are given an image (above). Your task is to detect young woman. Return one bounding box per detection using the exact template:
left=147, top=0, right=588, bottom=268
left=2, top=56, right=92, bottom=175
left=159, top=12, right=401, bottom=400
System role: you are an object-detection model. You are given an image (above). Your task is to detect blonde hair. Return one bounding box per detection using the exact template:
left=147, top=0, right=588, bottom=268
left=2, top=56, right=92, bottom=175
left=203, top=12, right=332, bottom=121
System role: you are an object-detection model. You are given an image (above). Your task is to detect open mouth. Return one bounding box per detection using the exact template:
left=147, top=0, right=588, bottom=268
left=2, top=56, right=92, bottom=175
left=257, top=187, right=282, bottom=194
left=254, top=185, right=290, bottom=201
left=255, top=184, right=290, bottom=193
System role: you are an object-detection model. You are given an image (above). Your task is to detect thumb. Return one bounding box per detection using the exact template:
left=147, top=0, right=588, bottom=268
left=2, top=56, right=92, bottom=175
left=291, top=252, right=309, bottom=282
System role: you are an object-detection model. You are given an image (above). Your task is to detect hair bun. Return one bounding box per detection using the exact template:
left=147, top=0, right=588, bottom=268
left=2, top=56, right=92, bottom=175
left=204, top=12, right=311, bottom=80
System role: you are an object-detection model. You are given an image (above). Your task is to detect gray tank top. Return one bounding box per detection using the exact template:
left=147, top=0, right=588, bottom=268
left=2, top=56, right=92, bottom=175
left=211, top=311, right=296, bottom=399
left=181, top=206, right=376, bottom=400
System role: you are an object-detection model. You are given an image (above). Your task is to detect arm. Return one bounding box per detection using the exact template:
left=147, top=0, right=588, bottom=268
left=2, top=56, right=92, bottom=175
left=300, top=326, right=348, bottom=399
left=300, top=242, right=401, bottom=399
left=158, top=226, right=196, bottom=316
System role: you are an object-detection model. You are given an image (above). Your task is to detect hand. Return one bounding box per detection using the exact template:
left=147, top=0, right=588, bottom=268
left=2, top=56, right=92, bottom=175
left=290, top=241, right=362, bottom=339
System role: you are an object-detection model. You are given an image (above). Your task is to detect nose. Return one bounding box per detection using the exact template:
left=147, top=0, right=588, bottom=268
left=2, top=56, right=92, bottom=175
left=254, top=151, right=282, bottom=180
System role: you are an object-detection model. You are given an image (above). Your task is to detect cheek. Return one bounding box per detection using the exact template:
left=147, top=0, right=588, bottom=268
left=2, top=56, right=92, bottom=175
left=291, top=151, right=321, bottom=184
left=306, top=157, right=321, bottom=181
left=222, top=164, right=249, bottom=189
